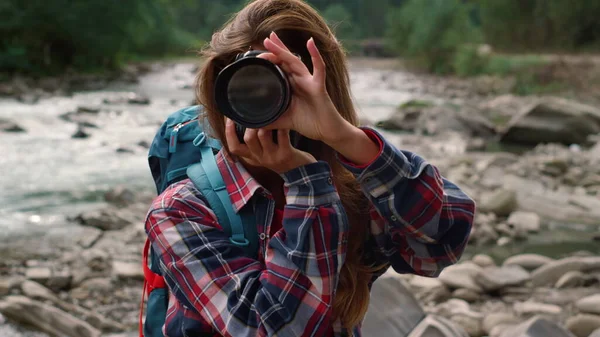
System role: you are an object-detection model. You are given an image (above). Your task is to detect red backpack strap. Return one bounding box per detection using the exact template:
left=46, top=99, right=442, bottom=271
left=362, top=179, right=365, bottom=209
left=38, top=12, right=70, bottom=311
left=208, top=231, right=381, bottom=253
left=139, top=238, right=167, bottom=337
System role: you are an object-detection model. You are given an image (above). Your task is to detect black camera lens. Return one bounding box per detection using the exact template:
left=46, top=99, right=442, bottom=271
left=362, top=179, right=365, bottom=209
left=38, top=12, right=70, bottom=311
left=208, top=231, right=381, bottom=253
left=215, top=51, right=292, bottom=129
left=227, top=65, right=285, bottom=124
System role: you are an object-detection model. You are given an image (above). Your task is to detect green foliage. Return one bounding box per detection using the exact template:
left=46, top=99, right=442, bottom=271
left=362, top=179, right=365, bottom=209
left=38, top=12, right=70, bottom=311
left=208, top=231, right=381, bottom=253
left=385, top=0, right=482, bottom=74
left=478, top=1, right=600, bottom=51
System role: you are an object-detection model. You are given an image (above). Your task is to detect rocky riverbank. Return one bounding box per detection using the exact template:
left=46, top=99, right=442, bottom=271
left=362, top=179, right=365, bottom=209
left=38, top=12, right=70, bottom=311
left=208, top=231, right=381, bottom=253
left=1, top=58, right=599, bottom=336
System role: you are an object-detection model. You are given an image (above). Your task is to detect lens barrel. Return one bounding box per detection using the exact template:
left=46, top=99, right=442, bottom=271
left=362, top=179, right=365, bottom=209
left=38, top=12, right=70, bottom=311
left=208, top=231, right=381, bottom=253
left=215, top=51, right=292, bottom=129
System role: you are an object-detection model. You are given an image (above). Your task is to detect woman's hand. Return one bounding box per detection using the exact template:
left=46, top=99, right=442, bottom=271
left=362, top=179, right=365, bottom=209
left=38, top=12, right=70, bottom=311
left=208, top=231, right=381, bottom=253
left=256, top=32, right=380, bottom=166
left=257, top=32, right=352, bottom=144
left=225, top=119, right=316, bottom=174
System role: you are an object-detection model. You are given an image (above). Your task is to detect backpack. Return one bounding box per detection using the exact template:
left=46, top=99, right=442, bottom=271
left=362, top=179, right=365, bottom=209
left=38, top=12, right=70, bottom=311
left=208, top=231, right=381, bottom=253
left=139, top=105, right=259, bottom=337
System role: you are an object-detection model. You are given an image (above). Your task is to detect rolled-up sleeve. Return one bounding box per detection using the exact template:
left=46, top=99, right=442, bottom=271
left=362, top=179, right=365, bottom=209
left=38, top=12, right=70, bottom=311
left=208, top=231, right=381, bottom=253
left=337, top=127, right=476, bottom=277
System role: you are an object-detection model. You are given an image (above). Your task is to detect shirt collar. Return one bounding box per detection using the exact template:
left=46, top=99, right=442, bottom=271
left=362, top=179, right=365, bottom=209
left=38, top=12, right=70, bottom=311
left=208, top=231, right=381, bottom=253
left=215, top=149, right=265, bottom=213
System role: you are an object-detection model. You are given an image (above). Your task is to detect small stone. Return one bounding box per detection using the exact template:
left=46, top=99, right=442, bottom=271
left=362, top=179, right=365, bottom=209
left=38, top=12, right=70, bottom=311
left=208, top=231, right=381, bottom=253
left=438, top=263, right=483, bottom=292
left=588, top=328, right=600, bottom=337
left=112, top=261, right=143, bottom=281
left=479, top=188, right=518, bottom=217
left=507, top=211, right=541, bottom=233
left=476, top=265, right=531, bottom=292
left=472, top=254, right=496, bottom=268
left=25, top=267, right=52, bottom=284
left=497, top=236, right=513, bottom=246
left=127, top=95, right=150, bottom=105
left=409, top=275, right=444, bottom=290
left=575, top=294, right=600, bottom=315
left=452, top=288, right=481, bottom=303
left=21, top=280, right=59, bottom=303
left=532, top=257, right=600, bottom=287
left=0, top=277, right=24, bottom=296
left=555, top=271, right=587, bottom=289
left=115, top=147, right=134, bottom=154
left=483, top=313, right=520, bottom=334
left=513, top=301, right=562, bottom=316
left=77, top=105, right=101, bottom=113
left=503, top=254, right=555, bottom=271
left=451, top=314, right=484, bottom=337
left=104, top=186, right=136, bottom=207
left=499, top=316, right=575, bottom=337
left=566, top=314, right=600, bottom=337
left=72, top=127, right=90, bottom=139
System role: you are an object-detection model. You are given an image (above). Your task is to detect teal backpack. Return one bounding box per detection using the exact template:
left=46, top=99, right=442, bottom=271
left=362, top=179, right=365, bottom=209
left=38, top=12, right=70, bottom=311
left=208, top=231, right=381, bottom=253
left=139, top=105, right=259, bottom=337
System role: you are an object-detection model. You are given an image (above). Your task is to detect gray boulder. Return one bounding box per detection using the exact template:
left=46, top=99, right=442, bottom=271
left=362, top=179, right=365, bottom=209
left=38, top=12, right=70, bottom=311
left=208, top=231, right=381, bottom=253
left=499, top=97, right=600, bottom=146
left=499, top=316, right=575, bottom=337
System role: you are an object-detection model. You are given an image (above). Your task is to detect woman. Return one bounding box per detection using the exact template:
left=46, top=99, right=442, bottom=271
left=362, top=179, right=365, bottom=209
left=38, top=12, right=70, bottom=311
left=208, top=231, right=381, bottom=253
left=145, top=0, right=476, bottom=336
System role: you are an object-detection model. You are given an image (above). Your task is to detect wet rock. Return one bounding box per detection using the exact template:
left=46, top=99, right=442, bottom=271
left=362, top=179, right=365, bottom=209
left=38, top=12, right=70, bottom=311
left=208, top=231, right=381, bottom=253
left=21, top=280, right=60, bottom=303
left=472, top=254, right=496, bottom=268
left=112, top=261, right=143, bottom=281
left=576, top=294, right=600, bottom=315
left=127, top=94, right=150, bottom=105
left=555, top=271, right=588, bottom=289
left=0, top=277, right=24, bottom=296
left=497, top=237, right=513, bottom=246
left=104, top=186, right=136, bottom=207
left=479, top=188, right=518, bottom=216
left=507, top=211, right=541, bottom=233
left=514, top=301, right=562, bottom=316
left=450, top=313, right=484, bottom=337
left=589, top=328, right=600, bottom=337
left=77, top=227, right=104, bottom=249
left=483, top=313, right=520, bottom=335
left=0, top=295, right=101, bottom=337
left=71, top=249, right=113, bottom=286
left=25, top=267, right=51, bottom=285
left=499, top=97, right=600, bottom=146
left=137, top=140, right=151, bottom=148
left=566, top=314, right=600, bottom=337
left=452, top=288, right=482, bottom=303
left=17, top=93, right=40, bottom=104
left=498, top=316, right=575, bottom=337
left=73, top=208, right=133, bottom=231
left=72, top=126, right=90, bottom=139
left=376, top=99, right=435, bottom=131
left=115, top=147, right=134, bottom=154
left=531, top=257, right=600, bottom=287
left=476, top=265, right=531, bottom=292
left=77, top=105, right=101, bottom=114
left=0, top=118, right=26, bottom=133
left=503, top=254, right=555, bottom=271
left=438, top=262, right=484, bottom=292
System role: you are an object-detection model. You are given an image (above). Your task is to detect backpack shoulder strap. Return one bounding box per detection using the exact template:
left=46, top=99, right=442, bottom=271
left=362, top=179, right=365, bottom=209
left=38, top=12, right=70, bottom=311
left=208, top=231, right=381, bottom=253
left=187, top=133, right=259, bottom=259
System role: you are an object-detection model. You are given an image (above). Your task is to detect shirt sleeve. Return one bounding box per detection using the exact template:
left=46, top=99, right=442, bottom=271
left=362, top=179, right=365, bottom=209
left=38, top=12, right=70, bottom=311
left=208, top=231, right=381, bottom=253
left=336, top=127, right=476, bottom=277
left=145, top=161, right=348, bottom=337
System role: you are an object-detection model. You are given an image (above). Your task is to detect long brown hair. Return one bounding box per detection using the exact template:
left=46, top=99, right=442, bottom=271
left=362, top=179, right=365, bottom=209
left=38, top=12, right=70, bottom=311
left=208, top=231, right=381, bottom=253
left=195, top=0, right=383, bottom=329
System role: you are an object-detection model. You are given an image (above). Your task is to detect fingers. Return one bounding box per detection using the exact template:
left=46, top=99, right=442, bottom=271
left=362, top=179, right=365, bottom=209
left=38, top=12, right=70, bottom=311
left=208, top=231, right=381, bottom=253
left=244, top=128, right=262, bottom=157
left=277, top=129, right=293, bottom=151
left=264, top=35, right=309, bottom=76
left=307, top=37, right=326, bottom=85
left=258, top=129, right=277, bottom=154
left=225, top=119, right=251, bottom=157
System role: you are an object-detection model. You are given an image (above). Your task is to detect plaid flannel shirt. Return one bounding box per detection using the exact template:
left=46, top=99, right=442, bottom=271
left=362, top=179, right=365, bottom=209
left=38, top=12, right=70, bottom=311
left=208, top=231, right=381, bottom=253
left=144, top=127, right=475, bottom=337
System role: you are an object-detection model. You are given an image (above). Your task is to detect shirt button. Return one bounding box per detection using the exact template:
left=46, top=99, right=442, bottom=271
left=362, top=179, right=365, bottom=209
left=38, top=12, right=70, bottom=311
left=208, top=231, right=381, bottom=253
left=390, top=215, right=398, bottom=221
left=259, top=233, right=266, bottom=240
left=327, top=177, right=333, bottom=185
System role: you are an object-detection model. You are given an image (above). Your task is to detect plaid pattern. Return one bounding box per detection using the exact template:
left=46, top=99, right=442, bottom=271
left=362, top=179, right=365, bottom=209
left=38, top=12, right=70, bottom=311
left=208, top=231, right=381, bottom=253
left=144, top=127, right=475, bottom=337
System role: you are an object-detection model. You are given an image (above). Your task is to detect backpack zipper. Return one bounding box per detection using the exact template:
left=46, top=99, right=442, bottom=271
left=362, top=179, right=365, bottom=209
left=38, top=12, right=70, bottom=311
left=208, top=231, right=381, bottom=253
left=169, top=119, right=197, bottom=153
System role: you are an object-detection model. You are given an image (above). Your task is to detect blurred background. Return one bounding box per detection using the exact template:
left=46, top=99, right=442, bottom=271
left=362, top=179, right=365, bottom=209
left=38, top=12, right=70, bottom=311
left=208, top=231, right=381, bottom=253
left=1, top=1, right=600, bottom=336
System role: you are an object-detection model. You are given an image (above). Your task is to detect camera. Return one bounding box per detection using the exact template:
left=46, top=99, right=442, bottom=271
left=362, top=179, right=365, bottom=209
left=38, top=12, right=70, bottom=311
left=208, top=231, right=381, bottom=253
left=214, top=50, right=297, bottom=144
